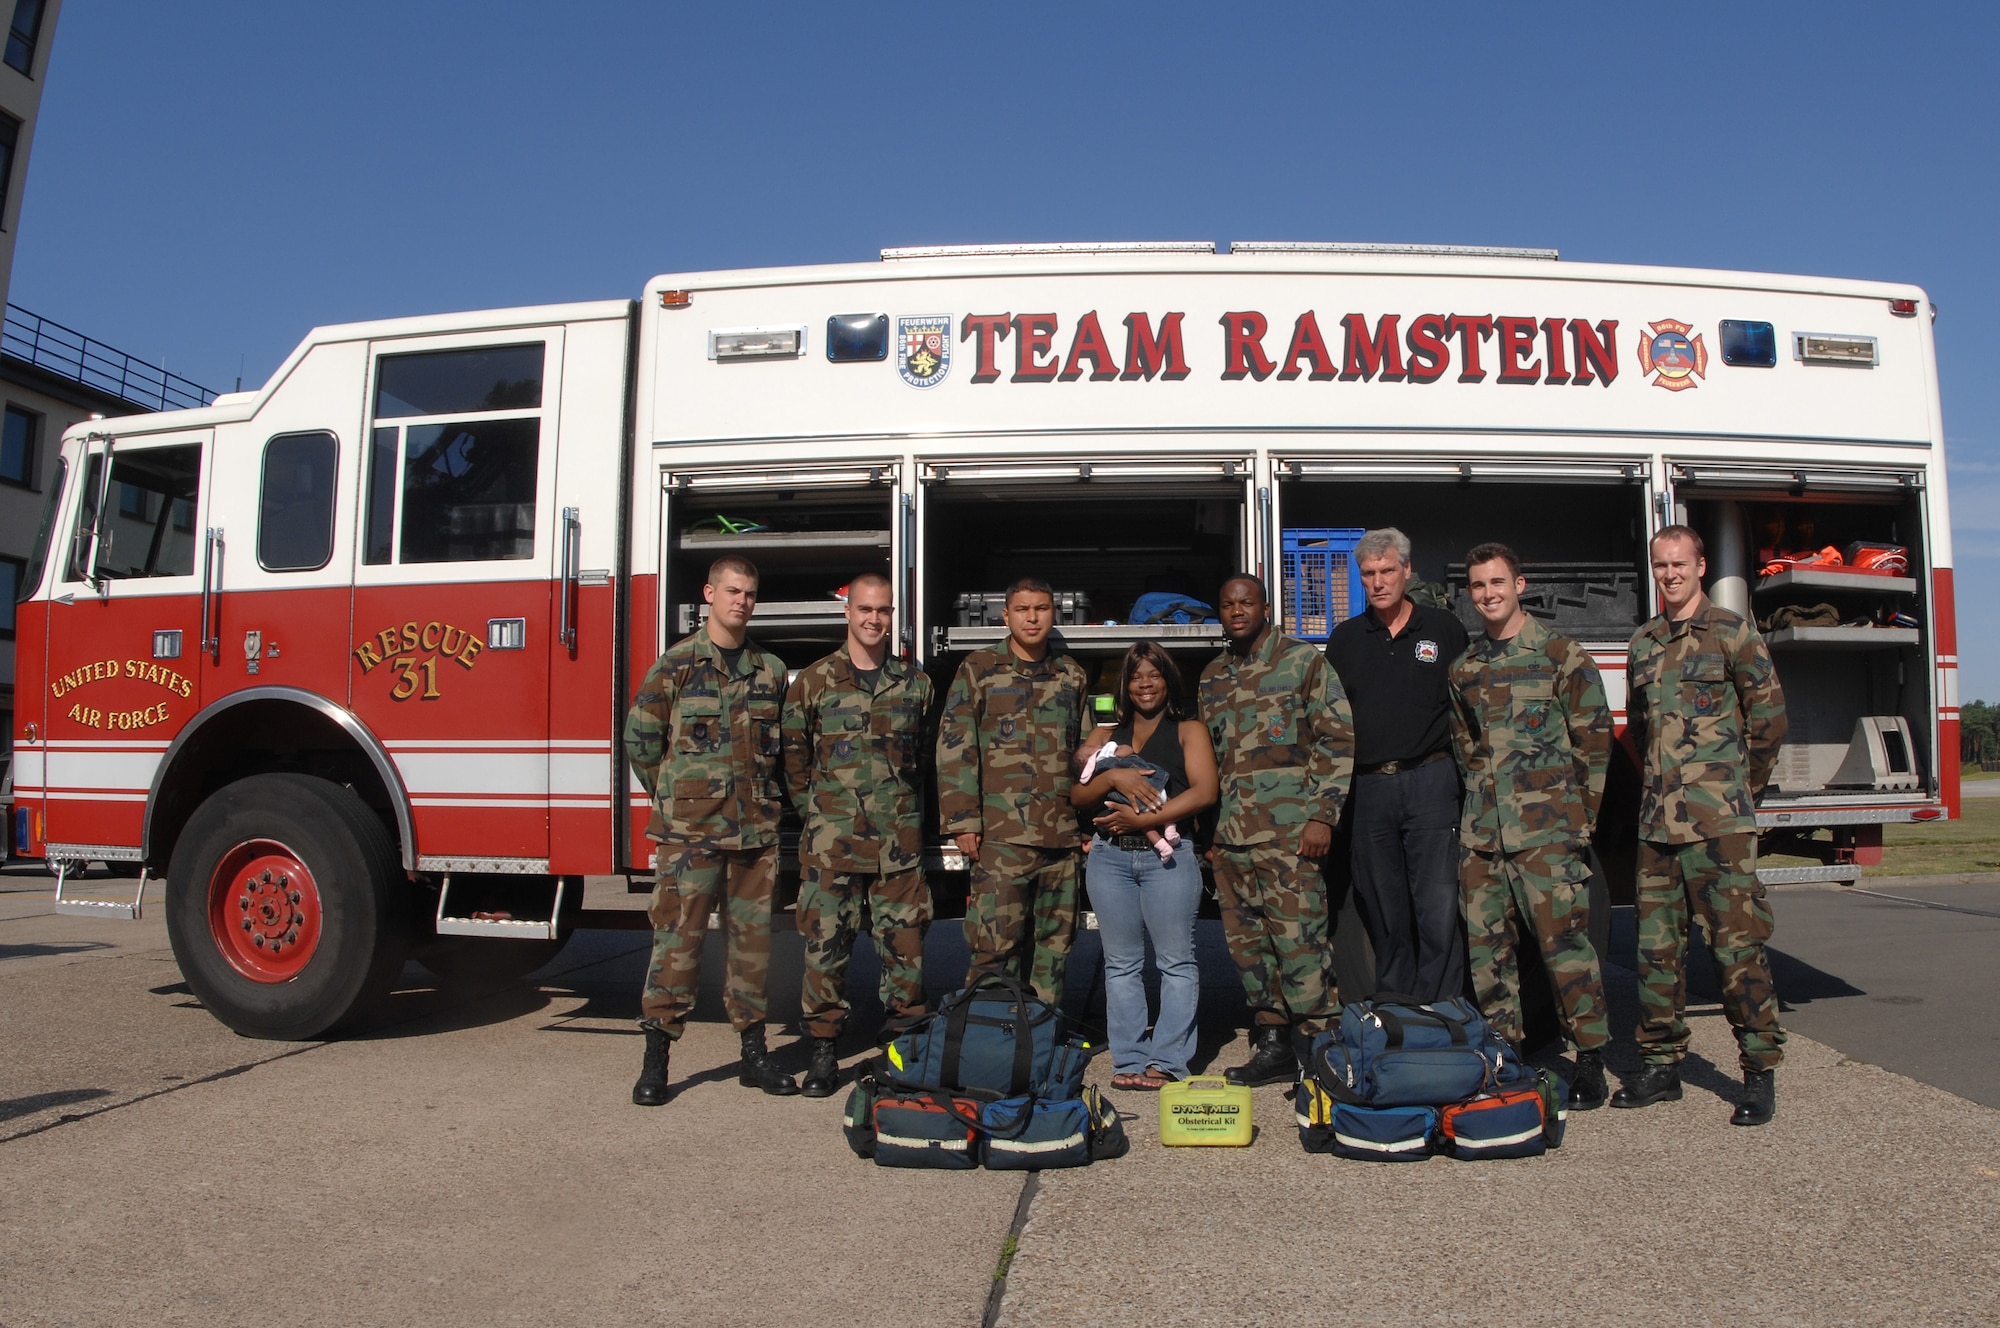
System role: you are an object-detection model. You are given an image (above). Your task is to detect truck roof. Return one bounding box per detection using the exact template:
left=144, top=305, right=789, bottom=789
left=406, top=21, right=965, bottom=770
left=643, top=244, right=1930, bottom=304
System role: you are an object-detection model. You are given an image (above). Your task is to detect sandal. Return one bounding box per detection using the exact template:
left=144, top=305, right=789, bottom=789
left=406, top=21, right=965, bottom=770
left=1113, top=1069, right=1174, bottom=1092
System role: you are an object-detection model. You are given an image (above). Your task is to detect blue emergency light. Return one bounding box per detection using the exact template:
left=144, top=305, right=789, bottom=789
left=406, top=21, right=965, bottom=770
left=826, top=314, right=889, bottom=362
left=1720, top=320, right=1777, bottom=367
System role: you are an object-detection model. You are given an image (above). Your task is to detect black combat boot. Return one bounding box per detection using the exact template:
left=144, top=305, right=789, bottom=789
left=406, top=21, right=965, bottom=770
left=1608, top=1062, right=1682, bottom=1109
left=1568, top=1049, right=1608, bottom=1111
left=1731, top=1069, right=1775, bottom=1127
left=738, top=1024, right=799, bottom=1096
left=631, top=1021, right=671, bottom=1107
left=1224, top=1024, right=1296, bottom=1087
left=801, top=1037, right=841, bottom=1099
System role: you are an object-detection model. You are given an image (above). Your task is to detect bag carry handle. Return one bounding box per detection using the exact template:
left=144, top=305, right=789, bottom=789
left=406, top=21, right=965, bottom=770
left=1374, top=1006, right=1468, bottom=1051
left=1178, top=1075, right=1235, bottom=1094
left=942, top=970, right=1039, bottom=1097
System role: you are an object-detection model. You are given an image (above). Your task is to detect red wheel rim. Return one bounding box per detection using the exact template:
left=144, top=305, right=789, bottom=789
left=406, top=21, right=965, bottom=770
left=207, top=839, right=322, bottom=983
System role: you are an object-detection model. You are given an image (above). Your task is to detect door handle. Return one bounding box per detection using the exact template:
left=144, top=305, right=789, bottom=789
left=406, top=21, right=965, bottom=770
left=559, top=507, right=580, bottom=653
left=200, top=527, right=224, bottom=663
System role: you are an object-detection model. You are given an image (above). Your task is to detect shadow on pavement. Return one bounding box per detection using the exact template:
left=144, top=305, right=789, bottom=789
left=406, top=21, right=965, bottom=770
left=0, top=1087, right=113, bottom=1123
left=0, top=940, right=115, bottom=962
left=1604, top=903, right=1865, bottom=1008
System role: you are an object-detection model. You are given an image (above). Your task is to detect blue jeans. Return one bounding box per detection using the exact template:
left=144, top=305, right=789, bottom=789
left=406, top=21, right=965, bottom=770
left=1084, top=836, right=1202, bottom=1078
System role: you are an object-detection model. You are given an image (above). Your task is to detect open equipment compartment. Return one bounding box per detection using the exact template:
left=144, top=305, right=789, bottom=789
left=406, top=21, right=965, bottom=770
left=912, top=459, right=1250, bottom=912
left=662, top=466, right=900, bottom=672
left=916, top=460, right=1247, bottom=672
left=652, top=463, right=903, bottom=907
left=1276, top=459, right=1652, bottom=646
left=1674, top=464, right=1934, bottom=803
left=1276, top=458, right=1652, bottom=928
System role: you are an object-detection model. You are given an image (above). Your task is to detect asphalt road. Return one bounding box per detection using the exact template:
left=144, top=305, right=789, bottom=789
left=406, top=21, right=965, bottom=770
left=4, top=863, right=1998, bottom=1326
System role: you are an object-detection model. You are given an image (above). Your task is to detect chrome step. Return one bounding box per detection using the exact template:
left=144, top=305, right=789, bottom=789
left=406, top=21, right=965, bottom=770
left=435, top=876, right=565, bottom=939
left=52, top=860, right=148, bottom=920
left=1755, top=864, right=1863, bottom=886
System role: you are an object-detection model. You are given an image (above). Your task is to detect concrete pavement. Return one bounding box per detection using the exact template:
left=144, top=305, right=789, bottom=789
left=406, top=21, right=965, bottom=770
left=5, top=864, right=2000, bottom=1326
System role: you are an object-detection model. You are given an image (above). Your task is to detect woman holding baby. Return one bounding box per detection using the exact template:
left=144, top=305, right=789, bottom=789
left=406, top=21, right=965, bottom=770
left=1070, top=641, right=1219, bottom=1090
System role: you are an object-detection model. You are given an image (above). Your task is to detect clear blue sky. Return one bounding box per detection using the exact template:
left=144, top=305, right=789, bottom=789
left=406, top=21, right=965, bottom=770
left=14, top=2, right=1998, bottom=697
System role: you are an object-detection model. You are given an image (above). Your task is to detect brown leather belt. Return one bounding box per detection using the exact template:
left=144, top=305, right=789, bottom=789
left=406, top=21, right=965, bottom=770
left=1356, top=749, right=1451, bottom=778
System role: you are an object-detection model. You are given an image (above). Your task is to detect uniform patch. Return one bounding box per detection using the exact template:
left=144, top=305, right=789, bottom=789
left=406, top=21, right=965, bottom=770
left=1268, top=716, right=1287, bottom=741
left=1693, top=687, right=1715, bottom=714
left=897, top=314, right=952, bottom=389
left=1415, top=639, right=1440, bottom=664
left=1639, top=318, right=1708, bottom=392
left=1522, top=701, right=1550, bottom=734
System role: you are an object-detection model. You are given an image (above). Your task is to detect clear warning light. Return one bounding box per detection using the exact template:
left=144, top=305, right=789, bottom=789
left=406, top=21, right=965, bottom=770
left=708, top=326, right=805, bottom=360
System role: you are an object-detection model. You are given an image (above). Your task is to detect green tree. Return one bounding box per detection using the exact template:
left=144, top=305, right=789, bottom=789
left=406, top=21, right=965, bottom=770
left=1962, top=699, right=1998, bottom=765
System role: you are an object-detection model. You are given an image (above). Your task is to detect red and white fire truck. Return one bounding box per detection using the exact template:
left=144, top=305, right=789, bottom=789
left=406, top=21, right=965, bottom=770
left=9, top=242, right=1960, bottom=1038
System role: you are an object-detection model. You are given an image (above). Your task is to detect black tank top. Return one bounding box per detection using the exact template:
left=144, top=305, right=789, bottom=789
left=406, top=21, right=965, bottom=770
left=1112, top=716, right=1192, bottom=834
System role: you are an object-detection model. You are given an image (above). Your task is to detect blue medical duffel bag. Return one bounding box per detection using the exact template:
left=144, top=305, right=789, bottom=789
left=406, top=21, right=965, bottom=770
left=1307, top=993, right=1504, bottom=1109
left=1296, top=1075, right=1439, bottom=1162
left=880, top=971, right=1091, bottom=1100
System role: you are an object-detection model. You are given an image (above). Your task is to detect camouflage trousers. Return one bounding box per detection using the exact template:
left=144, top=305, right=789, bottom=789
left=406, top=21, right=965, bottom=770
left=1210, top=843, right=1332, bottom=1032
left=1460, top=842, right=1610, bottom=1052
left=1635, top=834, right=1786, bottom=1073
left=798, top=864, right=932, bottom=1040
left=965, top=842, right=1078, bottom=1005
left=641, top=841, right=777, bottom=1038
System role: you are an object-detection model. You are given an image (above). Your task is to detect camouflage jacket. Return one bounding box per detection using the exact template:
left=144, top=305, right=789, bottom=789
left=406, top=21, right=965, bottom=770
left=1449, top=616, right=1613, bottom=853
left=623, top=631, right=788, bottom=848
left=1198, top=628, right=1355, bottom=847
left=782, top=646, right=933, bottom=874
left=1628, top=601, right=1788, bottom=843
left=935, top=646, right=1088, bottom=848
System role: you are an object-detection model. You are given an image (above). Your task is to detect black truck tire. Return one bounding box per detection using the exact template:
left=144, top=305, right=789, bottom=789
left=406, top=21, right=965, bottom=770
left=166, top=773, right=406, bottom=1040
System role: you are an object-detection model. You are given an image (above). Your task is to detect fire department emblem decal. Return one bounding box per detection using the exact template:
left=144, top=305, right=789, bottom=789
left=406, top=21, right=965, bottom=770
left=1415, top=640, right=1440, bottom=664
left=1638, top=319, right=1708, bottom=392
left=897, top=315, right=952, bottom=389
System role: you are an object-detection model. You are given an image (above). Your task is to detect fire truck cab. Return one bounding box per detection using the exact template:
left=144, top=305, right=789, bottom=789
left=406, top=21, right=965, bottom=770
left=8, top=242, right=1960, bottom=1040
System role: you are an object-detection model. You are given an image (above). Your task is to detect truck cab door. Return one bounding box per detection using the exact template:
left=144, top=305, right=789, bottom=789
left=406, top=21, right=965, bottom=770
left=349, top=330, right=565, bottom=871
left=41, top=430, right=213, bottom=855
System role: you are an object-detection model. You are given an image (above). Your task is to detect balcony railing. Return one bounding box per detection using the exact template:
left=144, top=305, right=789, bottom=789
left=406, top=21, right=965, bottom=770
left=2, top=304, right=218, bottom=412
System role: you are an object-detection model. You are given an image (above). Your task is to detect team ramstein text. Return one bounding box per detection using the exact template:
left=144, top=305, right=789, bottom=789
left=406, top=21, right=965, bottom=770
left=957, top=311, right=1619, bottom=386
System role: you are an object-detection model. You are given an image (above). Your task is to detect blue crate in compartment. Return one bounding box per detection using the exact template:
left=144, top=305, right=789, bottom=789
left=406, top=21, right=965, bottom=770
left=1282, top=529, right=1366, bottom=641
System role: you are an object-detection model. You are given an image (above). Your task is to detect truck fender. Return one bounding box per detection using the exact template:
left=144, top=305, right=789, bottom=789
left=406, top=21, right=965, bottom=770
left=143, top=686, right=417, bottom=871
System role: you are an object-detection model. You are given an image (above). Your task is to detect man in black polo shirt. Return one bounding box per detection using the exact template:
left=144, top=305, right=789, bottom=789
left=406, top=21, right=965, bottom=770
left=1324, top=527, right=1470, bottom=1002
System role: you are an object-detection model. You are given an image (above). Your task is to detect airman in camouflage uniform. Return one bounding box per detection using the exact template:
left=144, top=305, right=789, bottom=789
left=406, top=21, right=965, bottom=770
left=782, top=573, right=935, bottom=1097
left=623, top=556, right=798, bottom=1103
left=1449, top=543, right=1614, bottom=1108
left=936, top=579, right=1088, bottom=1004
left=1614, top=526, right=1789, bottom=1126
left=1200, top=575, right=1355, bottom=1086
